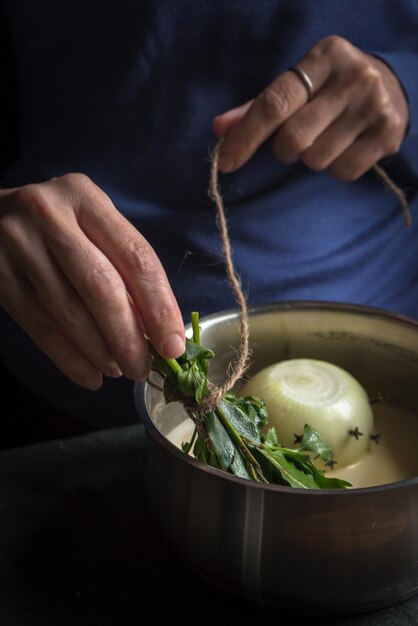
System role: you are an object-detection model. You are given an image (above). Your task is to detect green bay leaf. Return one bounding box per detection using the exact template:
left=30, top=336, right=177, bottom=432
left=265, top=426, right=279, bottom=446
left=182, top=338, right=214, bottom=363
left=299, top=424, right=332, bottom=462
left=259, top=448, right=319, bottom=489
left=206, top=410, right=235, bottom=470
left=218, top=399, right=261, bottom=444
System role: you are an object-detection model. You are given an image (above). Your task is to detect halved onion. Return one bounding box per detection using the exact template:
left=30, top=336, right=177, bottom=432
left=239, top=359, right=374, bottom=468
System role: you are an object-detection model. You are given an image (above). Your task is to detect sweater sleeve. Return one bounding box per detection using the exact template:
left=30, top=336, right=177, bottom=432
left=372, top=51, right=418, bottom=188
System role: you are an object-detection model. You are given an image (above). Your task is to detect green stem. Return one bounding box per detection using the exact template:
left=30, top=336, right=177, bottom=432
left=248, top=462, right=260, bottom=482
left=165, top=357, right=182, bottom=374
left=191, top=311, right=200, bottom=345
left=191, top=310, right=209, bottom=377
left=147, top=341, right=182, bottom=376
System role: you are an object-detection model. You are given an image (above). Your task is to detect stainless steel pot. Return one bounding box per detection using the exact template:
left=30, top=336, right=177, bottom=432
left=134, top=301, right=418, bottom=616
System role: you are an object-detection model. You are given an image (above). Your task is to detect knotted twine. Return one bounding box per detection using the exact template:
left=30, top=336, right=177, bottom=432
left=198, top=140, right=412, bottom=414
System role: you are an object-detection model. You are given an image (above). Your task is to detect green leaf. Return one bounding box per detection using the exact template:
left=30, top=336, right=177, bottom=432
left=301, top=458, right=351, bottom=490
left=224, top=393, right=268, bottom=429
left=163, top=375, right=184, bottom=403
left=299, top=424, right=333, bottom=463
left=273, top=447, right=351, bottom=490
left=177, top=366, right=197, bottom=398
left=251, top=447, right=275, bottom=482
left=206, top=410, right=235, bottom=471
left=311, top=471, right=351, bottom=490
left=207, top=452, right=221, bottom=469
left=265, top=427, right=279, bottom=446
left=194, top=373, right=209, bottom=404
left=259, top=447, right=319, bottom=489
left=181, top=338, right=215, bottom=363
left=181, top=427, right=198, bottom=455
left=218, top=399, right=261, bottom=444
left=177, top=363, right=209, bottom=403
left=230, top=444, right=252, bottom=480
left=192, top=433, right=206, bottom=463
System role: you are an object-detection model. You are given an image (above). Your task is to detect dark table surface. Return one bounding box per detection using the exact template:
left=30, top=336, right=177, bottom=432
left=0, top=424, right=417, bottom=626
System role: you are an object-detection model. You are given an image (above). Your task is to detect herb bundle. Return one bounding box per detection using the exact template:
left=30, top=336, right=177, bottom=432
left=149, top=312, right=350, bottom=490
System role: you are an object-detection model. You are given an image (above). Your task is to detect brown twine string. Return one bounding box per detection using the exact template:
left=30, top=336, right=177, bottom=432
left=197, top=143, right=411, bottom=413
left=373, top=164, right=412, bottom=228
left=198, top=139, right=251, bottom=412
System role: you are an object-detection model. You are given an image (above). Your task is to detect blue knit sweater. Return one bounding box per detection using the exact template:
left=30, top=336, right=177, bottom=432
left=1, top=0, right=418, bottom=425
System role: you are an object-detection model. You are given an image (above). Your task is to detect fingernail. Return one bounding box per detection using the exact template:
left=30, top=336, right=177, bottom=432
left=162, top=333, right=185, bottom=358
left=104, top=365, right=123, bottom=378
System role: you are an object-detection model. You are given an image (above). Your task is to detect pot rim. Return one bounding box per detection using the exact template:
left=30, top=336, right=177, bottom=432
left=136, top=300, right=418, bottom=496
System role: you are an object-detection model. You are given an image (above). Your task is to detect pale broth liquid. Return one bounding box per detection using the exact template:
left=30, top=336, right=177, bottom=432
left=166, top=402, right=418, bottom=488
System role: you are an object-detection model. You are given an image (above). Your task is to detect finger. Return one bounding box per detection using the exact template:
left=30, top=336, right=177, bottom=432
left=66, top=179, right=185, bottom=359
left=97, top=226, right=185, bottom=360
left=47, top=228, right=151, bottom=382
left=212, top=100, right=254, bottom=137
left=218, top=60, right=331, bottom=173
left=272, top=85, right=350, bottom=164
left=298, top=108, right=371, bottom=172
left=0, top=259, right=103, bottom=390
left=328, top=125, right=392, bottom=181
left=8, top=231, right=123, bottom=378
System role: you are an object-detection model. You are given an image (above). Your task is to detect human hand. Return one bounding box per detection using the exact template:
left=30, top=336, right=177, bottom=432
left=213, top=36, right=409, bottom=180
left=0, top=174, right=185, bottom=390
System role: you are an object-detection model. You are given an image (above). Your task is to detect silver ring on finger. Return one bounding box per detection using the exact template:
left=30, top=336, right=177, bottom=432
left=288, top=65, right=315, bottom=102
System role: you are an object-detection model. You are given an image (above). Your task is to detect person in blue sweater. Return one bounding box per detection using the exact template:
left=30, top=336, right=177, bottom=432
left=0, top=1, right=417, bottom=435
